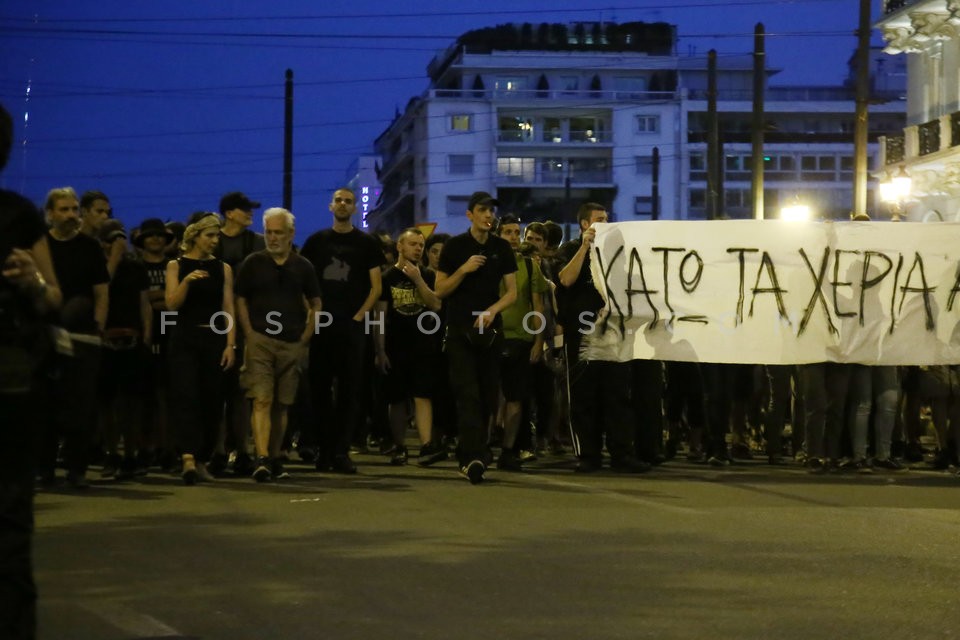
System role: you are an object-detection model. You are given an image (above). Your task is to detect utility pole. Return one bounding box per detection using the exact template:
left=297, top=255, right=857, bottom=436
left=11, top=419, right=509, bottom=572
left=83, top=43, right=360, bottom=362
left=751, top=23, right=765, bottom=220
left=651, top=146, right=660, bottom=220
left=853, top=0, right=871, bottom=218
left=283, top=69, right=294, bottom=211
left=706, top=50, right=719, bottom=220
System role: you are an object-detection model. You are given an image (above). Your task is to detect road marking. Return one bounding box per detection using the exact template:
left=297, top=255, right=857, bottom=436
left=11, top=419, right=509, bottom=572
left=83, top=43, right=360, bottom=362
left=78, top=600, right=183, bottom=638
left=517, top=474, right=704, bottom=516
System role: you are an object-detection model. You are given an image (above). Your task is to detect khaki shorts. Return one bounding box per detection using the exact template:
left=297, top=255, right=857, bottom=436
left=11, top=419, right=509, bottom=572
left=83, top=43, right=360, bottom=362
left=240, top=332, right=306, bottom=405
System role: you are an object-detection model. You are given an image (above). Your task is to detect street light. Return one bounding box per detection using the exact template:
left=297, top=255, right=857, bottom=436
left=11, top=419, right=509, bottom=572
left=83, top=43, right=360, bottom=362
left=780, top=195, right=812, bottom=221
left=879, top=165, right=911, bottom=221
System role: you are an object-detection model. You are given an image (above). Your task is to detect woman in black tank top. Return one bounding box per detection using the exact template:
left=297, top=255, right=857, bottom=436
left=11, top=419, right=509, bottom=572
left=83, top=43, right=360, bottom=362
left=164, top=213, right=236, bottom=485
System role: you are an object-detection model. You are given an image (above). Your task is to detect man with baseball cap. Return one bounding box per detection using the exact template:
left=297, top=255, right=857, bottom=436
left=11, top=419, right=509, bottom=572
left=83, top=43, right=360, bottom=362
left=435, top=191, right=517, bottom=484
left=213, top=191, right=265, bottom=476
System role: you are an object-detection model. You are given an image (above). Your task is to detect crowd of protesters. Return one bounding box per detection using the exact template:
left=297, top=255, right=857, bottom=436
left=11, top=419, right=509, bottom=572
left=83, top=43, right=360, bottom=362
left=22, top=184, right=960, bottom=490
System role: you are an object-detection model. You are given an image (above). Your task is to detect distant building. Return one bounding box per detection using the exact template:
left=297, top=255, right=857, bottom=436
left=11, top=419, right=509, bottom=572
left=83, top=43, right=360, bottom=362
left=344, top=155, right=382, bottom=230
left=371, top=21, right=906, bottom=234
left=877, top=0, right=960, bottom=221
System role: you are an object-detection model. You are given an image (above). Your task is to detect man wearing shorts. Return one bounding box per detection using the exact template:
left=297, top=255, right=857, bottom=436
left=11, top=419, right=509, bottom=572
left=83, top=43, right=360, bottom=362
left=236, top=207, right=322, bottom=482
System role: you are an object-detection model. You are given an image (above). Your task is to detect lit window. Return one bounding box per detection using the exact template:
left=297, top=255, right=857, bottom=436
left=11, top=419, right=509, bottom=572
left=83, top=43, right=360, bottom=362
left=450, top=115, right=472, bottom=131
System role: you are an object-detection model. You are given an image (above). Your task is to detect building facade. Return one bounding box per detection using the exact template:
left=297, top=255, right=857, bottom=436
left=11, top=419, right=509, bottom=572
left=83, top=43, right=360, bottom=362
left=370, top=22, right=905, bottom=235
left=878, top=0, right=960, bottom=221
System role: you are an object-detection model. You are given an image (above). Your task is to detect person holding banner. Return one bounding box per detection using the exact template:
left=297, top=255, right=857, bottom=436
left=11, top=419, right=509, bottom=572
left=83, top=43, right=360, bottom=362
left=556, top=203, right=649, bottom=474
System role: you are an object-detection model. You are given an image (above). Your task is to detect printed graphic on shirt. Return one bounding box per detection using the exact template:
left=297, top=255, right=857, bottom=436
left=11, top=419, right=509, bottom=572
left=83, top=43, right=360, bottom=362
left=390, top=282, right=425, bottom=316
left=323, top=257, right=350, bottom=282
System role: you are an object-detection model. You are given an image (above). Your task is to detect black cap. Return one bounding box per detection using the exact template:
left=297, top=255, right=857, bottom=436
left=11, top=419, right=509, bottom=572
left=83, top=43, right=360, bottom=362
left=218, top=191, right=260, bottom=214
left=133, top=218, right=175, bottom=247
left=467, top=191, right=500, bottom=212
left=98, top=219, right=127, bottom=243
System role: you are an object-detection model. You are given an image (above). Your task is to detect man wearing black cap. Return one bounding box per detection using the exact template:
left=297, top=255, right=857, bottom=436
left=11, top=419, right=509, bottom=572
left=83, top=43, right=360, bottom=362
left=435, top=191, right=517, bottom=484
left=214, top=191, right=265, bottom=475
left=135, top=218, right=176, bottom=469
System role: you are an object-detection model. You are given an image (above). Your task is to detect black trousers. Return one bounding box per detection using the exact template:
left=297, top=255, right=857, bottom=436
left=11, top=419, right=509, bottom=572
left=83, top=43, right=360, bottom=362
left=0, top=391, right=37, bottom=640
left=444, top=326, right=501, bottom=467
left=632, top=360, right=664, bottom=462
left=38, top=340, right=101, bottom=478
left=567, top=331, right=635, bottom=462
left=309, top=320, right=366, bottom=461
left=167, top=327, right=225, bottom=460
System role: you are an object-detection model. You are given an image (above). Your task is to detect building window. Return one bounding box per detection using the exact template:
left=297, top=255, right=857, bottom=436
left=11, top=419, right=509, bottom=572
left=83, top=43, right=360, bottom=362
left=614, top=76, right=647, bottom=99
left=559, top=76, right=579, bottom=95
left=498, top=116, right=534, bottom=142
left=636, top=156, right=654, bottom=176
left=446, top=196, right=470, bottom=217
left=540, top=158, right=565, bottom=184
left=450, top=115, right=472, bottom=131
left=420, top=157, right=427, bottom=179
left=689, top=188, right=707, bottom=210
left=636, top=115, right=660, bottom=133
left=448, top=154, right=475, bottom=175
left=495, top=76, right=528, bottom=95
left=570, top=116, right=608, bottom=143
left=497, top=157, right=536, bottom=183
left=635, top=195, right=656, bottom=219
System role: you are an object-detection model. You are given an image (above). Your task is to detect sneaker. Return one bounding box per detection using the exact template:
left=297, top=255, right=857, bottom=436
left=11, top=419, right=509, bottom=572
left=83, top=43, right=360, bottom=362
left=575, top=457, right=602, bottom=473
left=707, top=454, right=730, bottom=467
left=873, top=458, right=906, bottom=472
left=233, top=451, right=255, bottom=476
left=611, top=456, right=651, bottom=474
left=730, top=443, right=754, bottom=460
left=547, top=439, right=567, bottom=456
left=271, top=459, right=291, bottom=480
left=331, top=455, right=358, bottom=475
left=181, top=456, right=198, bottom=485
left=390, top=446, right=408, bottom=466
left=195, top=463, right=216, bottom=483
left=100, top=453, right=121, bottom=479
left=903, top=442, right=925, bottom=463
left=806, top=458, right=826, bottom=474
left=252, top=457, right=271, bottom=483
left=460, top=459, right=485, bottom=484
left=497, top=450, right=523, bottom=472
left=207, top=452, right=228, bottom=476
left=66, top=472, right=90, bottom=490
left=418, top=441, right=448, bottom=467
left=840, top=458, right=872, bottom=473
left=517, top=449, right=537, bottom=463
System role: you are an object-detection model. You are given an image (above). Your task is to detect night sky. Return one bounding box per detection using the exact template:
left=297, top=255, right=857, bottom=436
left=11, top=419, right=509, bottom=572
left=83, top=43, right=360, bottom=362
left=1, top=0, right=880, bottom=240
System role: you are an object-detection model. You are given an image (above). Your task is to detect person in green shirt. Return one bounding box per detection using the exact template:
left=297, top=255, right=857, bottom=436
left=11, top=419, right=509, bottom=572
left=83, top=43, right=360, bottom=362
left=494, top=215, right=548, bottom=470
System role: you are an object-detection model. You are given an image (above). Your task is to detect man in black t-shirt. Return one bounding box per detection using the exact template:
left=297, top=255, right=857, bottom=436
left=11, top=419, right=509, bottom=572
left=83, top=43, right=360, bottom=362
left=373, top=228, right=443, bottom=466
left=213, top=191, right=266, bottom=475
left=436, top=191, right=517, bottom=484
left=300, top=187, right=383, bottom=473
left=97, top=220, right=151, bottom=480
left=236, top=207, right=322, bottom=482
left=556, top=202, right=648, bottom=474
left=41, top=186, right=111, bottom=490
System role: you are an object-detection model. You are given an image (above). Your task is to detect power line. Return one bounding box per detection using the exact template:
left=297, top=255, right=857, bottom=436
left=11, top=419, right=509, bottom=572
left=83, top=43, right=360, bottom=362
left=0, top=1, right=848, bottom=24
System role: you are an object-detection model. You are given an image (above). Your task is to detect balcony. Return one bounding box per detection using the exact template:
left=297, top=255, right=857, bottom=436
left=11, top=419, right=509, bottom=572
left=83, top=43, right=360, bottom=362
left=496, top=170, right=613, bottom=186
left=430, top=88, right=676, bottom=102
left=884, top=134, right=905, bottom=164
left=882, top=0, right=916, bottom=15
left=918, top=119, right=941, bottom=156
left=497, top=129, right=613, bottom=144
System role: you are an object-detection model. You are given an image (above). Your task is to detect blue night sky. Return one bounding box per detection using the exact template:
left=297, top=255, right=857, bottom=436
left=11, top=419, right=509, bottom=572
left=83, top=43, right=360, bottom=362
left=1, top=0, right=881, bottom=240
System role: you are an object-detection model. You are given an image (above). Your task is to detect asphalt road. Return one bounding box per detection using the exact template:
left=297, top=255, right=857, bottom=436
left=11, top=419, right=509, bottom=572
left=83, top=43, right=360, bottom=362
left=34, top=453, right=960, bottom=640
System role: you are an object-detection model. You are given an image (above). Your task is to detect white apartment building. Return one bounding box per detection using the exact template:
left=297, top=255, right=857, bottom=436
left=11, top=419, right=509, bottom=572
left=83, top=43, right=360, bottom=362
left=878, top=0, right=960, bottom=221
left=369, top=22, right=905, bottom=235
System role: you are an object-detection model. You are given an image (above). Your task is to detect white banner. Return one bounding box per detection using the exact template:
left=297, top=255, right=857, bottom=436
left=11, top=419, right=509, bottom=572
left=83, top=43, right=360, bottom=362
left=583, top=220, right=960, bottom=365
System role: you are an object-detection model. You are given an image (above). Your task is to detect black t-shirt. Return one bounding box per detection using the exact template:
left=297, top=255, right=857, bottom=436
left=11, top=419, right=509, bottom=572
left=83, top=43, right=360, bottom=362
left=47, top=230, right=110, bottom=333
left=0, top=190, right=47, bottom=340
left=216, top=230, right=266, bottom=270
left=106, top=257, right=149, bottom=331
left=300, top=227, right=383, bottom=321
left=555, top=237, right=604, bottom=328
left=437, top=231, right=517, bottom=328
left=236, top=251, right=322, bottom=343
left=380, top=265, right=440, bottom=352
left=142, top=258, right=167, bottom=347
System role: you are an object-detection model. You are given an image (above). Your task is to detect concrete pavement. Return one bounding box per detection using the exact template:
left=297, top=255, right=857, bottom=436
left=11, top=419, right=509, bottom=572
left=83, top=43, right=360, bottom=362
left=34, top=453, right=960, bottom=639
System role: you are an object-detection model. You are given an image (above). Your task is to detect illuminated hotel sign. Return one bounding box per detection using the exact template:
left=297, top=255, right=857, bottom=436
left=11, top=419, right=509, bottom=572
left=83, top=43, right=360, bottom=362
left=359, top=185, right=381, bottom=229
